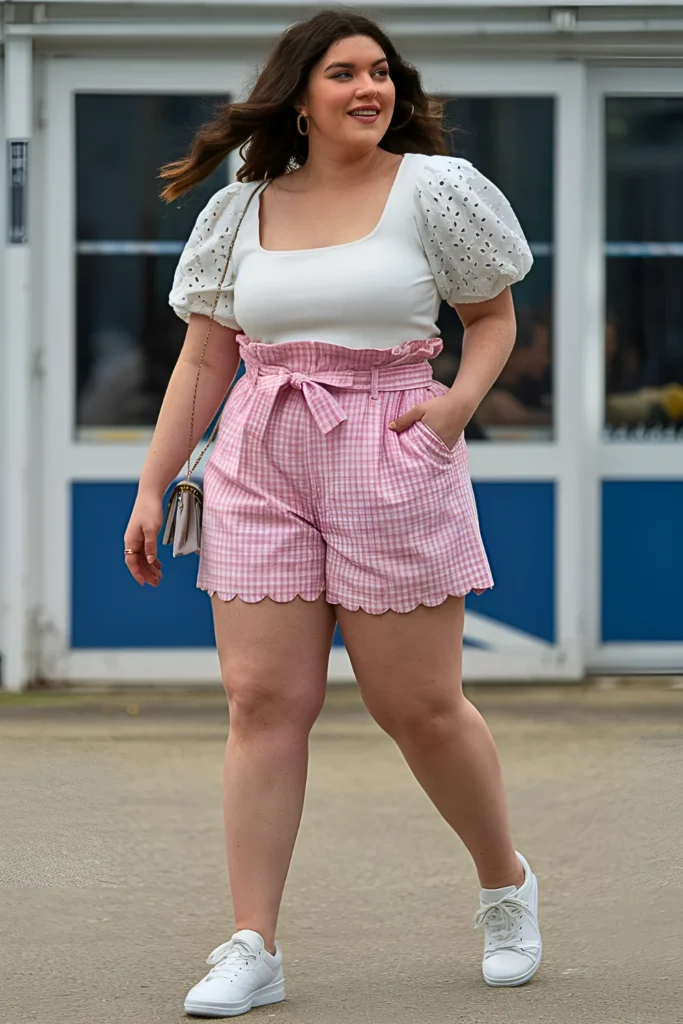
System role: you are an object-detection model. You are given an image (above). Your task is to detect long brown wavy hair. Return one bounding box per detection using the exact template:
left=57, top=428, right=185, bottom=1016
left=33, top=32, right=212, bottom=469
left=159, top=6, right=450, bottom=202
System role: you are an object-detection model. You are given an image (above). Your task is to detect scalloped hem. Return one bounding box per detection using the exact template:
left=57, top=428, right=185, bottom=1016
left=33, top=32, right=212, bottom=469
left=199, top=584, right=494, bottom=614
left=326, top=585, right=493, bottom=614
left=199, top=586, right=327, bottom=606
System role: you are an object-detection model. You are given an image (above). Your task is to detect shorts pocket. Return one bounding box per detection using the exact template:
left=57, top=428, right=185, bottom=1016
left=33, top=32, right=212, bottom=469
left=414, top=418, right=459, bottom=454
left=405, top=418, right=463, bottom=466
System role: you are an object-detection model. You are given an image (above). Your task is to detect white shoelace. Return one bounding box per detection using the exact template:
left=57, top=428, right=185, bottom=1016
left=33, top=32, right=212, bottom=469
left=204, top=937, right=259, bottom=980
left=473, top=894, right=536, bottom=956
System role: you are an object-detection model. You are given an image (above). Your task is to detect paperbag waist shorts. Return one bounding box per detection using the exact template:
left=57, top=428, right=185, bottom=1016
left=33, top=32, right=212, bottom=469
left=197, top=334, right=493, bottom=615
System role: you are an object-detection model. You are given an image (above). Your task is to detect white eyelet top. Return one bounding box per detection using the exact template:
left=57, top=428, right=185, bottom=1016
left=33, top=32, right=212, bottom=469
left=168, top=152, right=533, bottom=349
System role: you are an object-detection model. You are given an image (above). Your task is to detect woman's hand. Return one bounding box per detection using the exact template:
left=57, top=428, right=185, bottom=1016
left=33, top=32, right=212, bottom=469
left=388, top=292, right=518, bottom=449
left=123, top=489, right=164, bottom=587
left=389, top=395, right=469, bottom=450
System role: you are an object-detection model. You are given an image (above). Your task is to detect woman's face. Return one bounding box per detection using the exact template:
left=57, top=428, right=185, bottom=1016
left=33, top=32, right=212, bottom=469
left=300, top=34, right=396, bottom=151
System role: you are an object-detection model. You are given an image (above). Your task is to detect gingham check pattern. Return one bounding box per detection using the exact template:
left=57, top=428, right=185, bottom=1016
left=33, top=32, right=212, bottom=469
left=196, top=335, right=493, bottom=614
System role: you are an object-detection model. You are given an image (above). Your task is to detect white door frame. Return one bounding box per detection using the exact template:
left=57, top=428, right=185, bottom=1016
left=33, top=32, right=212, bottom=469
left=2, top=40, right=37, bottom=692
left=40, top=57, right=586, bottom=685
left=585, top=68, right=683, bottom=674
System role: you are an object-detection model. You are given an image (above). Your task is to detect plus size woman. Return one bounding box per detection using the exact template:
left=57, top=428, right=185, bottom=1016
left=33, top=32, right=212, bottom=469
left=124, top=7, right=542, bottom=1017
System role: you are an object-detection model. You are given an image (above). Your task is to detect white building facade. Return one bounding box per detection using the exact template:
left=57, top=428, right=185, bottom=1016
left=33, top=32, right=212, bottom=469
left=2, top=0, right=683, bottom=690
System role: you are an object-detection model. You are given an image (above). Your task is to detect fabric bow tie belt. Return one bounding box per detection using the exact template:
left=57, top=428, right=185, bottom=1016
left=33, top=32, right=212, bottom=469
left=243, top=362, right=434, bottom=444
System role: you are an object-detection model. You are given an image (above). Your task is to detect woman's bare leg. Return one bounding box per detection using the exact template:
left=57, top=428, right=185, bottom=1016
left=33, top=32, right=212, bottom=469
left=334, top=596, right=523, bottom=889
left=212, top=594, right=337, bottom=951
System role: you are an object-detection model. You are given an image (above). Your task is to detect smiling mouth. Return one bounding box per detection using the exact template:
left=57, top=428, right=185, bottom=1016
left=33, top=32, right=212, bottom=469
left=348, top=108, right=381, bottom=119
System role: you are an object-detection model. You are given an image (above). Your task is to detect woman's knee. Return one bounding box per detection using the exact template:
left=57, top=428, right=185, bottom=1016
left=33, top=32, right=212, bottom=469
left=223, top=664, right=326, bottom=735
left=363, top=682, right=466, bottom=742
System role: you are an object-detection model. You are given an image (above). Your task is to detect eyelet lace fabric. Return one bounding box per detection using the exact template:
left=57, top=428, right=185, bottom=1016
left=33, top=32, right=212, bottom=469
left=168, top=180, right=248, bottom=330
left=414, top=155, right=533, bottom=304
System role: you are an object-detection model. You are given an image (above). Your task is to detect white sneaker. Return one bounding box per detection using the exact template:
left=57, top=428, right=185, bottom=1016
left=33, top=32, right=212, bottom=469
left=184, top=929, right=285, bottom=1017
left=473, top=850, right=542, bottom=987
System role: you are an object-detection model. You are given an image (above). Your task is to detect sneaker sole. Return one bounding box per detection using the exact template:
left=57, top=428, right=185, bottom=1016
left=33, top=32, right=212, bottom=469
left=184, top=978, right=286, bottom=1017
left=483, top=942, right=542, bottom=987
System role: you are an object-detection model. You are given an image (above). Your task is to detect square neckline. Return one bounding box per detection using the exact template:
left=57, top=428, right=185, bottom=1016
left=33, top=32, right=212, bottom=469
left=254, top=153, right=410, bottom=256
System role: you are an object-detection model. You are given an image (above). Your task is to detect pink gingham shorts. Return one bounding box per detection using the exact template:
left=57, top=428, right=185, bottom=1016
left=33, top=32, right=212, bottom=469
left=197, top=334, right=493, bottom=614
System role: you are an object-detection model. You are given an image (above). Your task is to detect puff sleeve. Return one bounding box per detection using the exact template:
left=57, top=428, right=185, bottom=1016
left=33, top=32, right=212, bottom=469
left=414, top=155, right=533, bottom=304
left=168, top=181, right=247, bottom=330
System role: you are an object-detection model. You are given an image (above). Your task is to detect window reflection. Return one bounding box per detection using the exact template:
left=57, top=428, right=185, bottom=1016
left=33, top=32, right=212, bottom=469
left=77, top=255, right=185, bottom=433
left=75, top=94, right=229, bottom=439
left=477, top=298, right=552, bottom=430
left=605, top=98, right=683, bottom=440
left=434, top=97, right=554, bottom=442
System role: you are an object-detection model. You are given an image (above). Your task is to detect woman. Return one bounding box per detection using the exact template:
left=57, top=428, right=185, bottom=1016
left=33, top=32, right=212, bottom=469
left=124, top=7, right=541, bottom=1016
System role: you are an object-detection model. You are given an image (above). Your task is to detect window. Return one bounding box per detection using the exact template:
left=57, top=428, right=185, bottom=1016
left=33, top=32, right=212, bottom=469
left=75, top=94, right=229, bottom=440
left=604, top=97, right=683, bottom=441
left=434, top=97, right=554, bottom=442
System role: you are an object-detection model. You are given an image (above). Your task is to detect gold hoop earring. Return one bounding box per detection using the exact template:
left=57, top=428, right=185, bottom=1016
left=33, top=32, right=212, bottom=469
left=296, top=112, right=310, bottom=136
left=389, top=102, right=414, bottom=132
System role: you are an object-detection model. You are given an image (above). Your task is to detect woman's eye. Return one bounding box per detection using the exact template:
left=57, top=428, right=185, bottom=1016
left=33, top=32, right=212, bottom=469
left=333, top=68, right=389, bottom=80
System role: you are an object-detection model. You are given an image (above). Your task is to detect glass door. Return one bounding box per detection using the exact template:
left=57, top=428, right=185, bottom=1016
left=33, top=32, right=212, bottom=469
left=39, top=57, right=586, bottom=684
left=586, top=70, right=683, bottom=673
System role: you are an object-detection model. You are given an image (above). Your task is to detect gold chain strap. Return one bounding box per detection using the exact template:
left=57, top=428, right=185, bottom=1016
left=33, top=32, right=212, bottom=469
left=185, top=179, right=271, bottom=480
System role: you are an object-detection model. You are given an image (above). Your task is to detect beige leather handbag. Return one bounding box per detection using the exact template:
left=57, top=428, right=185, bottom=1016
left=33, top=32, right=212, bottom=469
left=162, top=179, right=269, bottom=556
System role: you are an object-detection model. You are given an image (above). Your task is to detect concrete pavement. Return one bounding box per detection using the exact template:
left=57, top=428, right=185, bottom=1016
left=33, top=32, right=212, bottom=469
left=1, top=681, right=681, bottom=1024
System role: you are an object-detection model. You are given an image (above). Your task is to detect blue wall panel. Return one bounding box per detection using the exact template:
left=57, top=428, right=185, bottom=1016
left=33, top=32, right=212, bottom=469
left=72, top=479, right=555, bottom=649
left=468, top=482, right=555, bottom=644
left=602, top=481, right=683, bottom=642
left=72, top=482, right=215, bottom=648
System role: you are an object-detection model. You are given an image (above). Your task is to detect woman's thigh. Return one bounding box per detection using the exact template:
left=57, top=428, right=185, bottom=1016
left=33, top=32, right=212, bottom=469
left=212, top=594, right=337, bottom=729
left=334, top=596, right=465, bottom=732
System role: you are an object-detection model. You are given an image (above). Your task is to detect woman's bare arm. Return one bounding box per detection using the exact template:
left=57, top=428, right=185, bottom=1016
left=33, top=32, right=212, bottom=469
left=124, top=314, right=241, bottom=583
left=389, top=288, right=518, bottom=448
left=138, top=313, right=241, bottom=498
left=447, top=287, right=517, bottom=423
